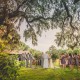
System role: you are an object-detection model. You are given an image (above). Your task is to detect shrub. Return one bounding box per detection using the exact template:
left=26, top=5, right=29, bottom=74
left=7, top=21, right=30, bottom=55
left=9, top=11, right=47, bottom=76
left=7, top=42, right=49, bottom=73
left=0, top=53, right=18, bottom=80
left=51, top=54, right=58, bottom=60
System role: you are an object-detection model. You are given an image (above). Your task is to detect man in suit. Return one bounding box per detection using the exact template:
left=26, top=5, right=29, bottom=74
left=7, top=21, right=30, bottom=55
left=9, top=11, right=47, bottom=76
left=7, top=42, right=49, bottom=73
left=25, top=52, right=34, bottom=68
left=28, top=52, right=35, bottom=68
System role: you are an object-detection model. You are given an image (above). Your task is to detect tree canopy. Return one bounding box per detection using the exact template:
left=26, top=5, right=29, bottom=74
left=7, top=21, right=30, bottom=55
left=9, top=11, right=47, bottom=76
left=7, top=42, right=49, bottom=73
left=0, top=0, right=80, bottom=45
left=55, top=24, right=80, bottom=49
left=0, top=25, right=20, bottom=52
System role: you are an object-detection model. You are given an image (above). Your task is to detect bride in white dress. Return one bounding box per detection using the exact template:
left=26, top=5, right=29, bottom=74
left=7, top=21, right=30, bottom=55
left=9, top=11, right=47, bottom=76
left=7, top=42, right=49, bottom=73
left=42, top=53, right=49, bottom=68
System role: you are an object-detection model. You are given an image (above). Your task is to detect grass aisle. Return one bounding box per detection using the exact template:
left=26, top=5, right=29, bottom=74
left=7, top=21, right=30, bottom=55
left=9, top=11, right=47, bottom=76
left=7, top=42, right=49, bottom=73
left=18, top=67, right=80, bottom=80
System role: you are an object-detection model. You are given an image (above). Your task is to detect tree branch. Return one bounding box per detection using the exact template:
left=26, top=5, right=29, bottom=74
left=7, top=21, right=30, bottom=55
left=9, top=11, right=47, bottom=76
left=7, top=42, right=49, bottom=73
left=74, top=0, right=80, bottom=4
left=28, top=16, right=52, bottom=23
left=16, top=0, right=30, bottom=11
left=61, top=0, right=75, bottom=29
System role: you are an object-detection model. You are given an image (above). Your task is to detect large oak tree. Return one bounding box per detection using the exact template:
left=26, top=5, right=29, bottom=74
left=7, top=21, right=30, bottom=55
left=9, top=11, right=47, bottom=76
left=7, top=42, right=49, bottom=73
left=0, top=0, right=80, bottom=45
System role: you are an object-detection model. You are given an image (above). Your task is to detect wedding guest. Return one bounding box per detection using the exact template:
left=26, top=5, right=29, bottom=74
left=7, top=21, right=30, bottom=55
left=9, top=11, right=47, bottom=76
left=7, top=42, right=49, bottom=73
left=41, top=52, right=44, bottom=67
left=78, top=54, right=80, bottom=67
left=49, top=54, right=54, bottom=68
left=29, top=52, right=35, bottom=68
left=68, top=53, right=73, bottom=70
left=25, top=52, right=35, bottom=68
left=74, top=53, right=79, bottom=69
left=60, top=53, right=66, bottom=69
left=65, top=54, right=68, bottom=67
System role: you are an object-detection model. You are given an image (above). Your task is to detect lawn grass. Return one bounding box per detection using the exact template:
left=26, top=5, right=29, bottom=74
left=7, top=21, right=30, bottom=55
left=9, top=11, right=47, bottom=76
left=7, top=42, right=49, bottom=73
left=17, top=67, right=80, bottom=80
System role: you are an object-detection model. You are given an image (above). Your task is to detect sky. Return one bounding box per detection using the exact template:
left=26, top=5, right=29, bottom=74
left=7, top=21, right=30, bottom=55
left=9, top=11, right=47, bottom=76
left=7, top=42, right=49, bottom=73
left=18, top=21, right=61, bottom=52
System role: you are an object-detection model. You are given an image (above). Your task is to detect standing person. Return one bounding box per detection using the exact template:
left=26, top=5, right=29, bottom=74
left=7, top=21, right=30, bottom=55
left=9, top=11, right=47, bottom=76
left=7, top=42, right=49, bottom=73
left=24, top=52, right=27, bottom=67
left=29, top=52, right=35, bottom=68
left=74, top=53, right=79, bottom=70
left=49, top=54, right=54, bottom=68
left=25, top=52, right=30, bottom=68
left=78, top=54, right=80, bottom=67
left=65, top=54, right=68, bottom=67
left=41, top=52, right=44, bottom=67
left=42, top=52, right=49, bottom=68
left=25, top=51, right=34, bottom=68
left=68, top=53, right=73, bottom=70
left=21, top=52, right=27, bottom=67
left=60, top=53, right=66, bottom=69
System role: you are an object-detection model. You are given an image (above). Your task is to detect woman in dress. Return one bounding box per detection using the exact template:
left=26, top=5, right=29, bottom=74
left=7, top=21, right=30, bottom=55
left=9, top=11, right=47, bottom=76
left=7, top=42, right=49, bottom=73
left=49, top=54, right=54, bottom=68
left=68, top=53, right=73, bottom=70
left=65, top=54, right=68, bottom=67
left=42, top=53, right=49, bottom=68
left=60, top=53, right=66, bottom=69
left=74, top=53, right=79, bottom=69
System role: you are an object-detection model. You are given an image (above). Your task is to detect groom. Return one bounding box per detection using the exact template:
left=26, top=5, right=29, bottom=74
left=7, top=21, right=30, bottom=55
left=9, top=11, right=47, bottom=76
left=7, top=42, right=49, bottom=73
left=26, top=52, right=34, bottom=68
